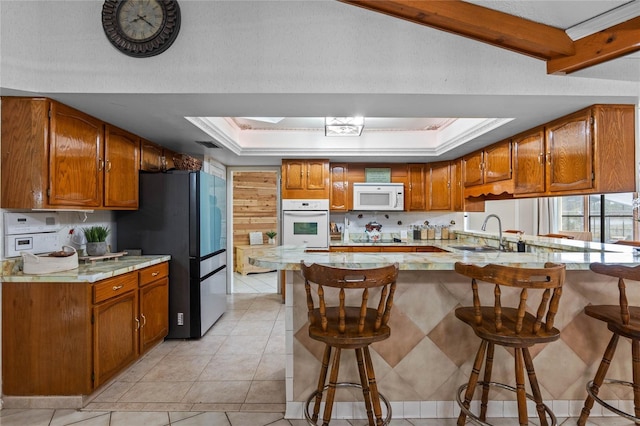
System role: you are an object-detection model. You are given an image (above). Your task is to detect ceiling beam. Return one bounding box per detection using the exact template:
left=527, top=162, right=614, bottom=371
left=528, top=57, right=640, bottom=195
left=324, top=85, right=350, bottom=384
left=338, top=0, right=575, bottom=60
left=547, top=17, right=640, bottom=75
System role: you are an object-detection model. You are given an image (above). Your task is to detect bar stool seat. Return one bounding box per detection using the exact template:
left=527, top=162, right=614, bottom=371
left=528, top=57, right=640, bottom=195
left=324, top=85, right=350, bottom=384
left=578, top=263, right=640, bottom=425
left=300, top=261, right=399, bottom=426
left=454, top=261, right=566, bottom=426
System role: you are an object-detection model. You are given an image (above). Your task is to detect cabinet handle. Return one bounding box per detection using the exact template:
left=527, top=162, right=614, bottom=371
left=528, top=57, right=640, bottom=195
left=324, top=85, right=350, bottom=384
left=112, top=284, right=124, bottom=291
left=546, top=152, right=551, bottom=164
left=151, top=271, right=159, bottom=276
left=135, top=317, right=140, bottom=330
left=98, top=159, right=104, bottom=171
left=538, top=153, right=544, bottom=164
left=106, top=160, right=112, bottom=172
left=140, top=313, right=147, bottom=328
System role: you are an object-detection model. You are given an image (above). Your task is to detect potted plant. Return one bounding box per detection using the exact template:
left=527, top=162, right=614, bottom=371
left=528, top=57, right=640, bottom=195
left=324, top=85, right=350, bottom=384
left=83, top=225, right=110, bottom=256
left=266, top=231, right=277, bottom=245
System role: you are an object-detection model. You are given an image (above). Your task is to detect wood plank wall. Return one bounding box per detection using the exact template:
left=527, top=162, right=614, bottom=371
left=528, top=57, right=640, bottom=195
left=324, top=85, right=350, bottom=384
left=233, top=171, right=278, bottom=248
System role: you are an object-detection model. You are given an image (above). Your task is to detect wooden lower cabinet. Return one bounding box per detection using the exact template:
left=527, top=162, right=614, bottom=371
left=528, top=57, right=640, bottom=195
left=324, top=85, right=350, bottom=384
left=2, top=262, right=169, bottom=396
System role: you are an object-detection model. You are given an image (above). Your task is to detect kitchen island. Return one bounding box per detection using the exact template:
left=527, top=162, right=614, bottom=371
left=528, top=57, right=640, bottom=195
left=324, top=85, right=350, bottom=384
left=250, top=236, right=640, bottom=420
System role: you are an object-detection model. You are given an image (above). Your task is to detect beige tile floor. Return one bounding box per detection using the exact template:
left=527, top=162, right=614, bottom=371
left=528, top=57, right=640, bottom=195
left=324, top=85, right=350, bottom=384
left=0, top=273, right=635, bottom=425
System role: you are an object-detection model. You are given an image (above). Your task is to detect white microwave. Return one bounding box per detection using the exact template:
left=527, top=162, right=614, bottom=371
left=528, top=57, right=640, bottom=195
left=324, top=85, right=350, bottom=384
left=353, top=183, right=404, bottom=211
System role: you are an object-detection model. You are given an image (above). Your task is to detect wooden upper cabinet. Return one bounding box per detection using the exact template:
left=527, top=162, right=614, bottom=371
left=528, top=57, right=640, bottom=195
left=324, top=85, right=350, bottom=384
left=428, top=161, right=451, bottom=210
left=546, top=108, right=593, bottom=193
left=451, top=159, right=485, bottom=212
left=513, top=127, right=546, bottom=195
left=329, top=163, right=349, bottom=211
left=48, top=101, right=104, bottom=208
left=281, top=159, right=329, bottom=199
left=104, top=125, right=139, bottom=209
left=1, top=97, right=141, bottom=210
left=462, top=151, right=484, bottom=187
left=140, top=139, right=164, bottom=172
left=407, top=164, right=427, bottom=211
left=163, top=147, right=179, bottom=170
left=484, top=141, right=512, bottom=183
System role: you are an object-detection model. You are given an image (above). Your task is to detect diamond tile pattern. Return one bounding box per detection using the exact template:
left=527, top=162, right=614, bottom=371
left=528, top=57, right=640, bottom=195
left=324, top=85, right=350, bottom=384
left=291, top=268, right=640, bottom=406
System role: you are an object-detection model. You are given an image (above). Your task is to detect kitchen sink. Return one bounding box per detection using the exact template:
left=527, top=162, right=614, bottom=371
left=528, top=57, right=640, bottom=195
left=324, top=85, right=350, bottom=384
left=448, top=245, right=500, bottom=252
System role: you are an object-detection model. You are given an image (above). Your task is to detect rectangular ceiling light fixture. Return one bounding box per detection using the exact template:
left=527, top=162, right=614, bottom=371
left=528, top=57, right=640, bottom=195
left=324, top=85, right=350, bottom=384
left=325, top=116, right=365, bottom=136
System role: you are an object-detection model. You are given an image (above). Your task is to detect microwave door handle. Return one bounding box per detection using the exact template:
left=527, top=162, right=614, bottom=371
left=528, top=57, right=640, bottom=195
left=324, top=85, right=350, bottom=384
left=393, top=192, right=399, bottom=208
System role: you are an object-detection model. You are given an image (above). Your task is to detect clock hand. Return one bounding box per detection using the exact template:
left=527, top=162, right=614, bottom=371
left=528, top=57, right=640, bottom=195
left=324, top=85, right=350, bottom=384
left=137, top=14, right=154, bottom=27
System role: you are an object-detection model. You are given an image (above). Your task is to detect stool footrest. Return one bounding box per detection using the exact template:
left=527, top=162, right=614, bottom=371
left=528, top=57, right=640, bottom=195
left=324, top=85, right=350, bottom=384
left=304, top=382, right=392, bottom=426
left=456, top=381, right=557, bottom=426
left=586, top=378, right=640, bottom=422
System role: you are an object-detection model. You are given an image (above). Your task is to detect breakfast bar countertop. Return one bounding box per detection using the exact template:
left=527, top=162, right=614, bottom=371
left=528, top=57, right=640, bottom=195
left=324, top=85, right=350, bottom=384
left=1, top=255, right=171, bottom=283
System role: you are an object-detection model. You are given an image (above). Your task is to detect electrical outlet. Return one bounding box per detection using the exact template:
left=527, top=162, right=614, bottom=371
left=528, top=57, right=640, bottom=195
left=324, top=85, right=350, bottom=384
left=177, top=312, right=184, bottom=326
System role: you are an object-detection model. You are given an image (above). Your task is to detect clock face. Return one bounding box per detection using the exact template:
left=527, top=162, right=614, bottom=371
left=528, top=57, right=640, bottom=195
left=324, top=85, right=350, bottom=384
left=102, top=0, right=181, bottom=58
left=117, top=0, right=164, bottom=41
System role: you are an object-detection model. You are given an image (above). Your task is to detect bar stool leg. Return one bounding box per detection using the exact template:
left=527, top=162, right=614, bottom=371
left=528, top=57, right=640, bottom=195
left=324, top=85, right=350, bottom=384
left=312, top=345, right=333, bottom=423
left=578, top=333, right=620, bottom=426
left=523, top=347, right=548, bottom=426
left=633, top=339, right=640, bottom=419
left=363, top=346, right=384, bottom=425
left=515, top=348, right=529, bottom=426
left=479, top=342, right=495, bottom=422
left=322, top=347, right=341, bottom=426
left=355, top=347, right=375, bottom=425
left=458, top=340, right=488, bottom=426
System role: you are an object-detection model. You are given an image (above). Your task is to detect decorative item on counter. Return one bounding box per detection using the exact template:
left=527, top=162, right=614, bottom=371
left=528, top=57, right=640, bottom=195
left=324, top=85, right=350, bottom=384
left=441, top=225, right=449, bottom=240
left=365, top=221, right=382, bottom=242
left=427, top=226, right=436, bottom=240
left=83, top=225, right=110, bottom=256
left=449, top=220, right=457, bottom=240
left=266, top=230, right=277, bottom=244
left=413, top=225, right=422, bottom=240
left=22, top=245, right=78, bottom=274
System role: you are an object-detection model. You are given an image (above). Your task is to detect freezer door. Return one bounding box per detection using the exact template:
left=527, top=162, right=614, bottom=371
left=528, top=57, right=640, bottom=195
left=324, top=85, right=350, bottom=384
left=200, top=265, right=227, bottom=336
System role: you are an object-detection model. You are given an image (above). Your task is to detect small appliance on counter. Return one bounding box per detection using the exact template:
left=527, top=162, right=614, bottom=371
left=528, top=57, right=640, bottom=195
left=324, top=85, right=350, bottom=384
left=3, top=212, right=61, bottom=258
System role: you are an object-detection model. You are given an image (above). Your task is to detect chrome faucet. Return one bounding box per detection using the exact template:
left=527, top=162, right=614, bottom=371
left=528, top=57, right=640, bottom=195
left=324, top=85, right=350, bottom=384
left=481, top=214, right=506, bottom=251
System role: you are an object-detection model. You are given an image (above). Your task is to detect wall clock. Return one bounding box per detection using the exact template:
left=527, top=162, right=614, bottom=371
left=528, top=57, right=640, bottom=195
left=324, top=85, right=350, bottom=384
left=102, top=0, right=181, bottom=58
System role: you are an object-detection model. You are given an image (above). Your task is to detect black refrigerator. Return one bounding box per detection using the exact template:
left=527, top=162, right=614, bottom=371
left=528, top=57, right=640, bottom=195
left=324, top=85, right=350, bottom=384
left=116, top=170, right=227, bottom=339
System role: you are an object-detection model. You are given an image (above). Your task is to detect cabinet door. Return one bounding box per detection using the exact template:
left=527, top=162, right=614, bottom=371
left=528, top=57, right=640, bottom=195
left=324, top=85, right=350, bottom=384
left=330, top=163, right=349, bottom=211
left=546, top=109, right=593, bottom=193
left=140, top=139, right=164, bottom=172
left=513, top=128, right=545, bottom=195
left=104, top=125, right=139, bottom=209
left=139, top=277, right=169, bottom=355
left=484, top=141, right=512, bottom=183
left=428, top=162, right=451, bottom=210
left=163, top=147, right=179, bottom=170
left=93, top=290, right=138, bottom=388
left=306, top=160, right=329, bottom=191
left=49, top=101, right=103, bottom=207
left=407, top=164, right=426, bottom=211
left=283, top=160, right=305, bottom=190
left=462, top=151, right=484, bottom=187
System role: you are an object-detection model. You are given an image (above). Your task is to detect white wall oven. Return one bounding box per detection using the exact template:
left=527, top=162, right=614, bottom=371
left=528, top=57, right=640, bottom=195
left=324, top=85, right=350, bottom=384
left=282, top=199, right=329, bottom=249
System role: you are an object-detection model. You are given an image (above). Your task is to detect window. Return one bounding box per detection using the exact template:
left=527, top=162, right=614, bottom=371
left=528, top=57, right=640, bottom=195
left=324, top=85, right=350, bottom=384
left=560, top=193, right=636, bottom=242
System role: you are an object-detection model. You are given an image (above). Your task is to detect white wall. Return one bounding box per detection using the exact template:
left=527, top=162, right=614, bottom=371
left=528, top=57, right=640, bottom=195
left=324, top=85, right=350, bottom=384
left=466, top=198, right=537, bottom=235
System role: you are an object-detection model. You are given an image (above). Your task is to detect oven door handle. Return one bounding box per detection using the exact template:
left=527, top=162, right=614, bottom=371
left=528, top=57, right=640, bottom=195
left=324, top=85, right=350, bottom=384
left=283, top=211, right=327, bottom=217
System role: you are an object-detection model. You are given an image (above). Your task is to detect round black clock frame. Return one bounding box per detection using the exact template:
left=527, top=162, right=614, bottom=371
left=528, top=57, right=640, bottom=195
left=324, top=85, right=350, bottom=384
left=102, top=0, right=181, bottom=58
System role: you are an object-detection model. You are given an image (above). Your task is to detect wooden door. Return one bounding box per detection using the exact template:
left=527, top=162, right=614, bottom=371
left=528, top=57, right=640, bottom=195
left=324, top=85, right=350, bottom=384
left=93, top=290, right=138, bottom=388
left=462, top=151, right=484, bottom=186
left=283, top=160, right=305, bottom=191
left=104, top=125, right=139, bottom=209
left=407, top=164, right=426, bottom=211
left=428, top=162, right=451, bottom=210
left=48, top=101, right=103, bottom=207
left=140, top=139, right=164, bottom=172
left=306, top=160, right=329, bottom=191
left=330, top=163, right=349, bottom=211
left=139, top=277, right=169, bottom=355
left=513, top=128, right=545, bottom=195
left=546, top=109, right=593, bottom=193
left=484, top=140, right=512, bottom=183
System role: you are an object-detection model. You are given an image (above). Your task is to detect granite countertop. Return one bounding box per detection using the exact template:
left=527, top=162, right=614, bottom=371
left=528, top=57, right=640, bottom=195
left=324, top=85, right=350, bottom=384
left=250, top=231, right=640, bottom=271
left=1, top=255, right=171, bottom=283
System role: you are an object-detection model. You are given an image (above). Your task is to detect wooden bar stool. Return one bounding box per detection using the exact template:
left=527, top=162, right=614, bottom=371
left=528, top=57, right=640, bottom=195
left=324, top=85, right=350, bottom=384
left=454, top=261, right=566, bottom=426
left=300, top=261, right=399, bottom=426
left=578, top=263, right=640, bottom=425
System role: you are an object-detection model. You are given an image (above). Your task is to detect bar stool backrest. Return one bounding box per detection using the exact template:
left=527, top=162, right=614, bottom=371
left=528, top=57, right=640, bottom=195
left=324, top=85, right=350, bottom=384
left=454, top=262, right=566, bottom=335
left=589, top=263, right=640, bottom=326
left=300, top=262, right=399, bottom=335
